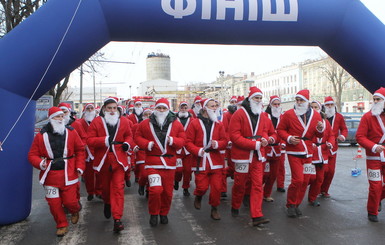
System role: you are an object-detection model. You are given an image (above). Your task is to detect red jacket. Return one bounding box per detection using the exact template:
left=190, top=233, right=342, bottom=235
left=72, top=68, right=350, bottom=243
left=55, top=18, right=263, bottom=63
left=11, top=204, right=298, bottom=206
left=328, top=112, right=348, bottom=154
left=356, top=112, right=385, bottom=161
left=312, top=119, right=335, bottom=164
left=72, top=118, right=94, bottom=162
left=229, top=108, right=276, bottom=163
left=277, top=108, right=324, bottom=158
left=265, top=113, right=284, bottom=159
left=135, top=115, right=186, bottom=169
left=87, top=116, right=134, bottom=172
left=188, top=109, right=198, bottom=118
left=185, top=117, right=228, bottom=171
left=28, top=125, right=85, bottom=186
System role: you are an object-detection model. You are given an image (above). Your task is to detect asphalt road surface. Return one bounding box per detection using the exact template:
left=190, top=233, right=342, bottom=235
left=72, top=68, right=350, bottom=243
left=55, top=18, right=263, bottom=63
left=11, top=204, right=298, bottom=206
left=1, top=146, right=384, bottom=245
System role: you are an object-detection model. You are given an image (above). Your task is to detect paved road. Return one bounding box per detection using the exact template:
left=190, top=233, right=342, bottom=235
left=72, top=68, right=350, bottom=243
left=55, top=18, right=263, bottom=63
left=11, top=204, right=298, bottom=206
left=1, top=146, right=384, bottom=245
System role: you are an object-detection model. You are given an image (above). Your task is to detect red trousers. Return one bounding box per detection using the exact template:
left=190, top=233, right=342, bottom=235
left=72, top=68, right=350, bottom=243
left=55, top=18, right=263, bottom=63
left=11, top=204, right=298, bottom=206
left=263, top=157, right=280, bottom=197
left=100, top=152, right=126, bottom=220
left=321, top=154, right=337, bottom=194
left=136, top=164, right=148, bottom=187
left=194, top=167, right=223, bottom=207
left=366, top=160, right=385, bottom=215
left=232, top=158, right=264, bottom=218
left=276, top=153, right=286, bottom=189
left=182, top=155, right=193, bottom=189
left=146, top=168, right=175, bottom=215
left=175, top=166, right=183, bottom=182
left=84, top=160, right=102, bottom=196
left=308, top=164, right=327, bottom=202
left=286, top=155, right=312, bottom=207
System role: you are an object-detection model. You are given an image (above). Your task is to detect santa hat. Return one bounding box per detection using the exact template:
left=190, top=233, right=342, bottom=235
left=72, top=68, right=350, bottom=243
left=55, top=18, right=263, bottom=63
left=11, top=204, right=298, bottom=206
left=295, top=89, right=310, bottom=102
left=128, top=104, right=134, bottom=110
left=150, top=105, right=155, bottom=109
left=373, top=87, right=385, bottom=100
left=143, top=108, right=152, bottom=114
left=223, top=108, right=228, bottom=112
left=194, top=96, right=202, bottom=103
left=58, top=102, right=71, bottom=112
left=324, top=96, right=335, bottom=105
left=82, top=103, right=94, bottom=112
left=229, top=96, right=237, bottom=102
left=103, top=96, right=119, bottom=106
left=248, top=87, right=263, bottom=100
left=155, top=98, right=170, bottom=109
left=179, top=101, right=188, bottom=108
left=269, top=95, right=281, bottom=105
left=134, top=99, right=142, bottom=105
left=48, top=107, right=64, bottom=119
left=200, top=98, right=214, bottom=108
left=311, top=100, right=322, bottom=109
left=237, top=96, right=245, bottom=105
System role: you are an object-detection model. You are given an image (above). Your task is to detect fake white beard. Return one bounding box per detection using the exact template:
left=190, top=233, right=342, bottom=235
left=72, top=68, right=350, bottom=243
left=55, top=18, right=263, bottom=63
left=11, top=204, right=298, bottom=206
left=104, top=111, right=119, bottom=126
left=135, top=107, right=143, bottom=116
left=178, top=111, right=189, bottom=118
left=325, top=106, right=336, bottom=118
left=154, top=110, right=169, bottom=126
left=250, top=100, right=263, bottom=115
left=84, top=110, right=96, bottom=122
left=294, top=101, right=309, bottom=116
left=50, top=118, right=65, bottom=135
left=206, top=108, right=218, bottom=122
left=271, top=106, right=282, bottom=118
left=371, top=101, right=384, bottom=116
left=193, top=104, right=201, bottom=115
left=63, top=114, right=70, bottom=125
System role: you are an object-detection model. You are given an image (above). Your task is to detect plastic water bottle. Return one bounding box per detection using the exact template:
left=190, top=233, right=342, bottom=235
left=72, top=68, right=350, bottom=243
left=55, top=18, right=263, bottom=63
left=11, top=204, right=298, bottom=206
left=351, top=159, right=362, bottom=177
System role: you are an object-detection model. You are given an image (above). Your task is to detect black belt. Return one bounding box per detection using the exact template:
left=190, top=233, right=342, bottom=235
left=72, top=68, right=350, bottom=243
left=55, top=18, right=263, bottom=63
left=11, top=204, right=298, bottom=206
left=300, top=137, right=310, bottom=141
left=315, top=142, right=325, bottom=146
left=288, top=154, right=307, bottom=159
left=48, top=155, right=74, bottom=161
left=246, top=135, right=262, bottom=140
left=204, top=149, right=214, bottom=153
left=269, top=143, right=279, bottom=146
left=150, top=154, right=174, bottom=158
left=111, top=141, right=124, bottom=145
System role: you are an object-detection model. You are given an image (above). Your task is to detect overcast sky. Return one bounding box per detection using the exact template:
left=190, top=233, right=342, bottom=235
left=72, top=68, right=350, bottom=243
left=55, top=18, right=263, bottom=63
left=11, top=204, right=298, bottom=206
left=70, top=0, right=385, bottom=98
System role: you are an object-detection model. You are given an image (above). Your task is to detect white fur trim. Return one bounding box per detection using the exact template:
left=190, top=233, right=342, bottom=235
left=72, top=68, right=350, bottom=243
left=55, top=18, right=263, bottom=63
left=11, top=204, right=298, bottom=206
left=48, top=111, right=63, bottom=119
left=324, top=101, right=335, bottom=105
left=372, top=144, right=379, bottom=153
left=105, top=136, right=109, bottom=147
left=39, top=159, right=47, bottom=170
left=374, top=93, right=385, bottom=101
left=155, top=103, right=169, bottom=109
left=249, top=92, right=263, bottom=100
left=212, top=140, right=218, bottom=149
left=203, top=98, right=214, bottom=108
left=77, top=168, right=84, bottom=175
left=168, top=136, right=173, bottom=146
left=295, top=94, right=309, bottom=102
left=148, top=141, right=154, bottom=151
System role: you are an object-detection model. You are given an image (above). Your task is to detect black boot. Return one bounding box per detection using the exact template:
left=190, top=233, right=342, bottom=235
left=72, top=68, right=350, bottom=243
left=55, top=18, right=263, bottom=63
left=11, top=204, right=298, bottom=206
left=231, top=208, right=239, bottom=217
left=138, top=185, right=145, bottom=196
left=252, top=216, right=270, bottom=226
left=126, top=180, right=131, bottom=187
left=174, top=181, right=179, bottom=190
left=104, top=204, right=111, bottom=219
left=287, top=205, right=297, bottom=218
left=243, top=195, right=250, bottom=208
left=183, top=188, right=190, bottom=197
left=87, top=194, right=94, bottom=201
left=368, top=213, right=379, bottom=222
left=210, top=206, right=221, bottom=220
left=149, top=215, right=158, bottom=227
left=113, top=219, right=124, bottom=232
left=160, top=215, right=169, bottom=224
left=194, top=196, right=202, bottom=210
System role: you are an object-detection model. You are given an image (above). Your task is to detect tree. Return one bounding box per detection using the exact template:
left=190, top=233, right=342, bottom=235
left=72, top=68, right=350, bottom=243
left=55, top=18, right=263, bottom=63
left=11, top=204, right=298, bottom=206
left=318, top=57, right=351, bottom=111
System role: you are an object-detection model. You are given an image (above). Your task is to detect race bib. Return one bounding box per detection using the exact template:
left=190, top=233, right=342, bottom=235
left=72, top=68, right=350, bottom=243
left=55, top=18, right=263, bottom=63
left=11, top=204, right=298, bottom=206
left=235, top=163, right=249, bottom=173
left=303, top=163, right=316, bottom=175
left=176, top=158, right=183, bottom=168
left=367, top=169, right=382, bottom=181
left=148, top=174, right=162, bottom=187
left=264, top=162, right=270, bottom=173
left=44, top=186, right=59, bottom=198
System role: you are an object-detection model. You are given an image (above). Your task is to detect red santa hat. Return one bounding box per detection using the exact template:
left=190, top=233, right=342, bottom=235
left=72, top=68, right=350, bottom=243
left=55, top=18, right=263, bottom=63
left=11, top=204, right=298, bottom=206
left=143, top=108, right=152, bottom=114
left=311, top=100, right=322, bottom=109
left=48, top=107, right=64, bottom=119
left=248, top=87, right=263, bottom=99
left=103, top=96, right=119, bottom=106
left=200, top=98, right=214, bottom=108
left=324, top=96, right=335, bottom=105
left=269, top=95, right=281, bottom=105
left=179, top=101, right=188, bottom=108
left=295, top=89, right=310, bottom=102
left=237, top=96, right=245, bottom=105
left=128, top=104, right=134, bottom=110
left=373, top=87, right=385, bottom=100
left=134, top=99, right=142, bottom=105
left=155, top=98, right=170, bottom=109
left=229, top=96, right=237, bottom=102
left=82, top=103, right=94, bottom=112
left=223, top=108, right=228, bottom=113
left=194, top=96, right=202, bottom=103
left=58, top=102, right=71, bottom=112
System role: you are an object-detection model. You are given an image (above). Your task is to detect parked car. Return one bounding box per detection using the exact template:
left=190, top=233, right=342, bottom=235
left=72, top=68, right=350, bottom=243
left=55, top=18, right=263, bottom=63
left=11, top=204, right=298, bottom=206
left=344, top=119, right=361, bottom=146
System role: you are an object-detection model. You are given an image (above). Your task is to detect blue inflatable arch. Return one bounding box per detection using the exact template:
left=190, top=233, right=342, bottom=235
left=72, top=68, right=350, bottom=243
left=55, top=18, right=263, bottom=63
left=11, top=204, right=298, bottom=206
left=1, top=0, right=384, bottom=224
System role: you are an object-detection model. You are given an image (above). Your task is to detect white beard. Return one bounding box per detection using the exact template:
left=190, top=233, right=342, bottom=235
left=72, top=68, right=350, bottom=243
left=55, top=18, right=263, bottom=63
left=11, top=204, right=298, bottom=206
left=84, top=111, right=96, bottom=122
left=135, top=107, right=143, bottom=116
left=271, top=106, right=282, bottom=118
left=178, top=111, right=189, bottom=118
left=63, top=114, right=70, bottom=125
left=250, top=100, right=263, bottom=115
left=104, top=112, right=119, bottom=126
left=154, top=110, right=169, bottom=127
left=206, top=108, right=218, bottom=122
left=193, top=104, right=201, bottom=115
left=50, top=118, right=65, bottom=135
left=325, top=106, right=336, bottom=118
left=371, top=101, right=384, bottom=116
left=294, top=102, right=309, bottom=116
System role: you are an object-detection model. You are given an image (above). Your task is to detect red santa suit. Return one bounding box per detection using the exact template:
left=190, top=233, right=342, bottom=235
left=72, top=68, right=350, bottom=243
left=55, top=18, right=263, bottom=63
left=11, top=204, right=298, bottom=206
left=277, top=98, right=324, bottom=210
left=356, top=90, right=385, bottom=217
left=28, top=110, right=85, bottom=229
left=321, top=98, right=348, bottom=196
left=186, top=112, right=227, bottom=208
left=229, top=105, right=276, bottom=219
left=221, top=109, right=236, bottom=193
left=135, top=102, right=185, bottom=218
left=188, top=95, right=202, bottom=118
left=87, top=112, right=134, bottom=221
